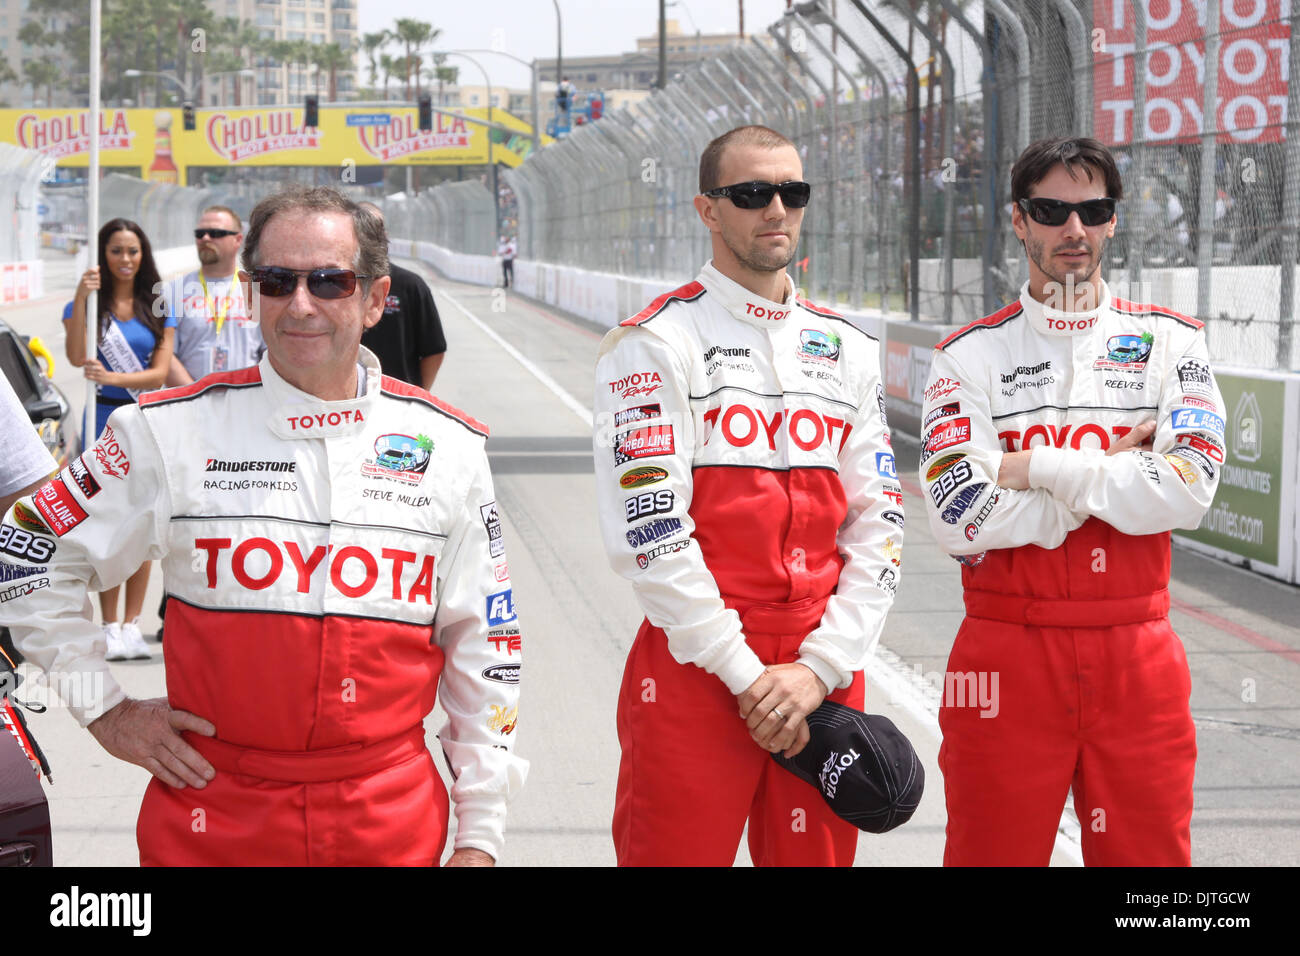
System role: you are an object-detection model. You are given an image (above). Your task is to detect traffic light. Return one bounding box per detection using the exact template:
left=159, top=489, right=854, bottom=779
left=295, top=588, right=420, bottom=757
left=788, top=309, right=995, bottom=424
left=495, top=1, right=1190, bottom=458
left=304, top=94, right=319, bottom=128
left=182, top=102, right=195, bottom=131
left=418, top=93, right=432, bottom=132
left=590, top=94, right=603, bottom=121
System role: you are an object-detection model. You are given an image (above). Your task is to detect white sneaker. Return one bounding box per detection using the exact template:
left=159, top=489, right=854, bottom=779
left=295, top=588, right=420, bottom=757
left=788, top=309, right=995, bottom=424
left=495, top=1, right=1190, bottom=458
left=103, top=622, right=129, bottom=661
left=121, top=619, right=153, bottom=660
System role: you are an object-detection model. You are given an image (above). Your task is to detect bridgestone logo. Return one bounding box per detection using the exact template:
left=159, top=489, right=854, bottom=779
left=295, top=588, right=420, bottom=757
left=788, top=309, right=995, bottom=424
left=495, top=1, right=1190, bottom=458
left=1000, top=361, right=1051, bottom=384
left=205, top=459, right=297, bottom=473
left=703, top=345, right=751, bottom=361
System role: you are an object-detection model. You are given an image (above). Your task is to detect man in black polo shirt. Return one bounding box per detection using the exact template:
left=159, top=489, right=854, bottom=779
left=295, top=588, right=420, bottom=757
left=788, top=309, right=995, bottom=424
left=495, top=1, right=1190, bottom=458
left=358, top=202, right=448, bottom=390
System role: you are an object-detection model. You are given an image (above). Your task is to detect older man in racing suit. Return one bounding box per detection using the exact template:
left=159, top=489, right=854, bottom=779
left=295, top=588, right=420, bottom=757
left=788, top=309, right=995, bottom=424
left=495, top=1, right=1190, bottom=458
left=921, top=137, right=1223, bottom=866
left=594, top=126, right=902, bottom=866
left=1, top=187, right=526, bottom=866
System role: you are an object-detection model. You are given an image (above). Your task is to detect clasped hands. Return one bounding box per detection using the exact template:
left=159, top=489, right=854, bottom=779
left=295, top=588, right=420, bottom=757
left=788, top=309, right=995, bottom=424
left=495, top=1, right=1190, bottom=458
left=735, top=663, right=828, bottom=759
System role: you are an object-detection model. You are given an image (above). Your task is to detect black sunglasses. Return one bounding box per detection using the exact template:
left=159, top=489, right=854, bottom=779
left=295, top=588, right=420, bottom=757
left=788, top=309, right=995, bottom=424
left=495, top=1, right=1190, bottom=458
left=702, top=180, right=812, bottom=209
left=248, top=267, right=372, bottom=299
left=1018, top=197, right=1117, bottom=227
left=194, top=228, right=239, bottom=239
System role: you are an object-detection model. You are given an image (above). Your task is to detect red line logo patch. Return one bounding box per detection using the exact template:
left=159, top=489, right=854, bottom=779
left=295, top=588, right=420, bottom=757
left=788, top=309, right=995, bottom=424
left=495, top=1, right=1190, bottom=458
left=31, top=478, right=88, bottom=537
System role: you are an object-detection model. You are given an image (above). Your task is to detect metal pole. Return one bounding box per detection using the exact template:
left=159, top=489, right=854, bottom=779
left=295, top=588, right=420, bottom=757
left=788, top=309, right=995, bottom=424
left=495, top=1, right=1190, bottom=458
left=659, top=0, right=667, bottom=89
left=554, top=0, right=563, bottom=86
left=983, top=0, right=1031, bottom=154
left=768, top=25, right=836, bottom=303
left=849, top=0, right=921, bottom=320
left=1276, top=0, right=1299, bottom=369
left=790, top=10, right=863, bottom=308
left=735, top=45, right=802, bottom=142
left=489, top=77, right=499, bottom=243
left=937, top=0, right=996, bottom=313
left=883, top=0, right=956, bottom=323
left=713, top=59, right=767, bottom=125
left=530, top=59, right=542, bottom=157
left=1046, top=0, right=1091, bottom=136
left=85, top=0, right=102, bottom=444
left=1130, top=2, right=1148, bottom=289
left=791, top=11, right=891, bottom=313
left=1196, top=0, right=1220, bottom=324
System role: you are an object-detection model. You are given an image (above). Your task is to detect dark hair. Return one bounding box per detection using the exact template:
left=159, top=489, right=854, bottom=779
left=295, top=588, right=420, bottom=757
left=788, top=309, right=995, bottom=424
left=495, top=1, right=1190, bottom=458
left=241, top=185, right=389, bottom=283
left=699, top=125, right=798, bottom=194
left=1011, top=137, right=1124, bottom=204
left=96, top=218, right=166, bottom=342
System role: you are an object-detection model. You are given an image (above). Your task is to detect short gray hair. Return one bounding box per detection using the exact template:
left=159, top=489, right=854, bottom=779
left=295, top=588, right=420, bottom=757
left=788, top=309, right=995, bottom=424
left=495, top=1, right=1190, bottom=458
left=241, top=186, right=389, bottom=282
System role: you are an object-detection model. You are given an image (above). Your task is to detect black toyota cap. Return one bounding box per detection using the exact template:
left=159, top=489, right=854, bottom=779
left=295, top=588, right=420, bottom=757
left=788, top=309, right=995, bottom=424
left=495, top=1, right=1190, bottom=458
left=771, top=699, right=924, bottom=833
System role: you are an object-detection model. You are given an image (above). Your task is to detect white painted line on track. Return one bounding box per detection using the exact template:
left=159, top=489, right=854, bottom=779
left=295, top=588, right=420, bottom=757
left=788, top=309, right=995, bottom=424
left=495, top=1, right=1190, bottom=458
left=436, top=284, right=594, bottom=427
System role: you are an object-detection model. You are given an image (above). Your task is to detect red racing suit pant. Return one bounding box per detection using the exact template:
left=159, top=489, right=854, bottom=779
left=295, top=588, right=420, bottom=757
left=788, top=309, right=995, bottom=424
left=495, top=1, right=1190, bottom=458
left=939, top=524, right=1197, bottom=866
left=613, top=596, right=865, bottom=867
left=135, top=601, right=451, bottom=867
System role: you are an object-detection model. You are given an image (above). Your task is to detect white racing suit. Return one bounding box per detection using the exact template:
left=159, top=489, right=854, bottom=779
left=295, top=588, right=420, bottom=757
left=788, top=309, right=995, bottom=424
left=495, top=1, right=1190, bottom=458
left=0, top=349, right=527, bottom=865
left=593, top=261, right=902, bottom=865
left=920, top=280, right=1224, bottom=865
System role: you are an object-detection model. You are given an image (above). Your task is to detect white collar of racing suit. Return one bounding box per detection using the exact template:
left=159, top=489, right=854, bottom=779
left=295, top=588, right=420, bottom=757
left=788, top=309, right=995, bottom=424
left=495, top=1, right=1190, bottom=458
left=259, top=345, right=382, bottom=440
left=1018, top=279, right=1113, bottom=336
left=697, top=260, right=797, bottom=329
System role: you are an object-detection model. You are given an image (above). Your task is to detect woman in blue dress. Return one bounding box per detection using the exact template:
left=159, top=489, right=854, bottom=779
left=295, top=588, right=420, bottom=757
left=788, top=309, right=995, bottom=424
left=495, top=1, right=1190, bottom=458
left=62, top=218, right=177, bottom=662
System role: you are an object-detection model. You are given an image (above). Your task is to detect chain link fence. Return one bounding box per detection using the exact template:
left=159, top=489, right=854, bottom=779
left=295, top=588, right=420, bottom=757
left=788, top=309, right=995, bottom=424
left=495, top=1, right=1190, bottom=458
left=379, top=180, right=496, bottom=257
left=96, top=174, right=265, bottom=250
left=0, top=144, right=48, bottom=263
left=496, top=0, right=1299, bottom=371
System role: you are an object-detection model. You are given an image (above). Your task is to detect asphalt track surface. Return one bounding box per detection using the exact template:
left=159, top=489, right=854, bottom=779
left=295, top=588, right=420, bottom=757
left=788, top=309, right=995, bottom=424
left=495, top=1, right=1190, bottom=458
left=5, top=250, right=1298, bottom=867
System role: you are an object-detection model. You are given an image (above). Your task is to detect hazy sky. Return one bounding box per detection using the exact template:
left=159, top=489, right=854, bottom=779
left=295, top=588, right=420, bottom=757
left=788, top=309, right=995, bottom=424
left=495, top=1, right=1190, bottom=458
left=359, top=1, right=794, bottom=90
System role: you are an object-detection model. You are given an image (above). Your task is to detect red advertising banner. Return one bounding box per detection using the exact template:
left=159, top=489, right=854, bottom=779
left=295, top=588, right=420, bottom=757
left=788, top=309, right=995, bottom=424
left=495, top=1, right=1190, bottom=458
left=1093, top=0, right=1291, bottom=144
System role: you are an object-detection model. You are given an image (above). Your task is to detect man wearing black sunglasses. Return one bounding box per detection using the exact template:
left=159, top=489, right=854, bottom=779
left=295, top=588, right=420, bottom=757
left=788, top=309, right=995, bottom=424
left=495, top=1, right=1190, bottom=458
left=920, top=137, right=1224, bottom=866
left=593, top=126, right=900, bottom=866
left=2, top=186, right=526, bottom=868
left=166, top=206, right=264, bottom=387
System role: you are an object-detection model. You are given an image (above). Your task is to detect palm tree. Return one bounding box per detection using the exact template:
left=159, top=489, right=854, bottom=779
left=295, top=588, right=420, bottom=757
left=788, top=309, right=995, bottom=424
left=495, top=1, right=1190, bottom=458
left=268, top=40, right=296, bottom=104
left=431, top=55, right=458, bottom=107
left=203, top=51, right=245, bottom=106
left=361, top=30, right=390, bottom=94
left=292, top=40, right=316, bottom=99
left=24, top=57, right=62, bottom=106
left=392, top=17, right=434, bottom=100
left=221, top=17, right=263, bottom=106
left=379, top=52, right=402, bottom=102
left=314, top=43, right=352, bottom=102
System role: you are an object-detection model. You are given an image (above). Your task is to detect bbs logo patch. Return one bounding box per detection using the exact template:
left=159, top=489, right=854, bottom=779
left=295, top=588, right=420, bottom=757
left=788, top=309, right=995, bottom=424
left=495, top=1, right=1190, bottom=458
left=929, top=460, right=974, bottom=507
left=0, top=523, right=56, bottom=562
left=625, top=489, right=673, bottom=523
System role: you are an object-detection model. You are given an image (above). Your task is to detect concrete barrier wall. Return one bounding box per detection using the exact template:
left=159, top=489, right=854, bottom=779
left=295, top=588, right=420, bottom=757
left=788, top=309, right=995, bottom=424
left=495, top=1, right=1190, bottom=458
left=397, top=240, right=1300, bottom=585
left=0, top=259, right=44, bottom=303
left=1173, top=368, right=1300, bottom=584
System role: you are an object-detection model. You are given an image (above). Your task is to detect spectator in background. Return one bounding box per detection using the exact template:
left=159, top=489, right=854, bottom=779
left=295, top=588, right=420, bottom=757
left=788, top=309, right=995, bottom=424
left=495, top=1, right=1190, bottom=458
left=356, top=202, right=447, bottom=390
left=167, top=206, right=263, bottom=386
left=62, top=218, right=176, bottom=662
left=498, top=235, right=516, bottom=289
